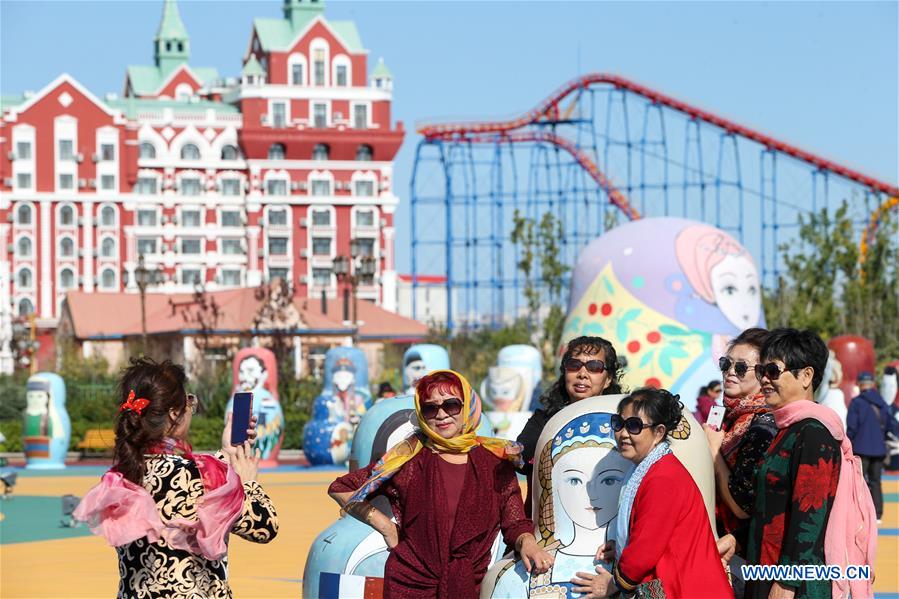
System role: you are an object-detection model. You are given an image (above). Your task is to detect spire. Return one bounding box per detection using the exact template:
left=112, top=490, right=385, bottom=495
left=283, top=0, right=324, bottom=30
left=154, top=0, right=190, bottom=75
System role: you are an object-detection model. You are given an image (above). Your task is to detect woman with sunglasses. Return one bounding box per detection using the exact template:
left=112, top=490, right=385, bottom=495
left=571, top=387, right=731, bottom=598
left=718, top=328, right=876, bottom=599
left=516, top=336, right=623, bottom=517
left=329, top=370, right=554, bottom=598
left=73, top=357, right=279, bottom=598
left=703, top=328, right=776, bottom=542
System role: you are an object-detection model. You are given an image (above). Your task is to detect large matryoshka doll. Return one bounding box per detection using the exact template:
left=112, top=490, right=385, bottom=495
left=303, top=347, right=372, bottom=466
left=303, top=394, right=498, bottom=598
left=225, top=348, right=284, bottom=467
left=827, top=335, right=876, bottom=406
left=560, top=218, right=765, bottom=412
left=482, top=395, right=714, bottom=598
left=24, top=372, right=71, bottom=469
left=480, top=345, right=543, bottom=440
left=402, top=344, right=450, bottom=395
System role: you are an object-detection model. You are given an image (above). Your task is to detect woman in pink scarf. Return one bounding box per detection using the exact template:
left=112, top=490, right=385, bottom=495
left=717, top=329, right=876, bottom=599
left=74, top=357, right=279, bottom=599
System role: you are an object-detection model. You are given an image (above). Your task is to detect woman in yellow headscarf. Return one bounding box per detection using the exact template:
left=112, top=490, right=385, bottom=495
left=329, top=370, right=553, bottom=598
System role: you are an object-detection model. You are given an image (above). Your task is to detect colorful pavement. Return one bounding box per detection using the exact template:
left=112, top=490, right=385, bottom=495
left=1, top=467, right=897, bottom=598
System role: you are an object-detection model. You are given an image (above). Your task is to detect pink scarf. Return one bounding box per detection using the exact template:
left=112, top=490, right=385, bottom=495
left=73, top=442, right=245, bottom=561
left=774, top=400, right=877, bottom=599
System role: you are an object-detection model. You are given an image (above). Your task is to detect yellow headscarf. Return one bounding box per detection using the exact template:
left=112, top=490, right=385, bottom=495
left=348, top=369, right=523, bottom=503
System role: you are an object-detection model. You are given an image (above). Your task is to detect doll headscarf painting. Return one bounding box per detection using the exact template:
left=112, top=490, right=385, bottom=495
left=348, top=370, right=522, bottom=504
left=560, top=217, right=765, bottom=410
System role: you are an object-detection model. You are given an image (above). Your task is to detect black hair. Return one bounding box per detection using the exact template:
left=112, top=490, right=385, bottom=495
left=403, top=351, right=422, bottom=367
left=885, top=366, right=897, bottom=376
left=378, top=381, right=396, bottom=395
left=617, top=387, right=683, bottom=437
left=727, top=327, right=769, bottom=353
left=707, top=379, right=722, bottom=392
left=760, top=328, right=829, bottom=393
left=113, top=357, right=189, bottom=484
left=540, top=336, right=623, bottom=415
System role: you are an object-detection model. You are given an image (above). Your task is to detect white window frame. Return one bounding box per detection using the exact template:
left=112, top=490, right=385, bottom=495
left=351, top=205, right=379, bottom=229
left=309, top=205, right=335, bottom=228
left=178, top=206, right=204, bottom=228
left=99, top=267, right=118, bottom=290
left=136, top=237, right=160, bottom=256
left=308, top=170, right=334, bottom=197
left=136, top=206, right=161, bottom=227
left=332, top=54, right=352, bottom=87
left=56, top=202, right=78, bottom=228
left=15, top=267, right=34, bottom=290
left=58, top=235, right=77, bottom=259
left=219, top=208, right=243, bottom=227
left=96, top=126, right=120, bottom=194
left=54, top=116, right=78, bottom=194
left=178, top=266, right=205, bottom=286
left=264, top=205, right=290, bottom=227
left=311, top=101, right=330, bottom=128
left=268, top=99, right=290, bottom=129
left=180, top=238, right=203, bottom=255
left=12, top=124, right=35, bottom=193
left=138, top=141, right=158, bottom=160
left=177, top=171, right=204, bottom=196
left=99, top=236, right=118, bottom=259
left=264, top=170, right=290, bottom=197
left=16, top=296, right=36, bottom=316
left=288, top=53, right=308, bottom=86
left=58, top=267, right=77, bottom=290
left=310, top=38, right=330, bottom=87
left=350, top=101, right=372, bottom=129
left=219, top=238, right=245, bottom=256
left=97, top=203, right=118, bottom=228
left=135, top=171, right=160, bottom=195
left=219, top=268, right=243, bottom=287
left=14, top=233, right=34, bottom=258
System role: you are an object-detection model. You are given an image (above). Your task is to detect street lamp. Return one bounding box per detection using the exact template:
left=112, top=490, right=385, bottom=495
left=125, top=254, right=164, bottom=353
left=333, top=240, right=377, bottom=346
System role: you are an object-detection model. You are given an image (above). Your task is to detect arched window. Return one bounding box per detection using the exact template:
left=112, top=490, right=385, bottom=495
left=18, top=298, right=34, bottom=316
left=60, top=268, right=75, bottom=289
left=59, top=237, right=75, bottom=257
left=17, top=268, right=32, bottom=288
left=181, top=143, right=201, bottom=160
left=268, top=143, right=285, bottom=160
left=101, top=269, right=116, bottom=289
left=16, top=237, right=32, bottom=257
left=60, top=205, right=75, bottom=226
left=356, top=144, right=373, bottom=161
left=16, top=204, right=32, bottom=225
left=100, top=205, right=116, bottom=226
left=139, top=142, right=157, bottom=159
left=101, top=237, right=116, bottom=258
left=221, top=144, right=239, bottom=160
left=312, top=143, right=330, bottom=161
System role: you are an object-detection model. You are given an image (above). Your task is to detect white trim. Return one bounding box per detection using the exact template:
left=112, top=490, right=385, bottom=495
left=176, top=264, right=206, bottom=286
left=14, top=265, right=35, bottom=290
left=135, top=170, right=161, bottom=195
left=14, top=296, right=36, bottom=316
left=310, top=38, right=330, bottom=87
left=245, top=158, right=392, bottom=171
left=54, top=116, right=78, bottom=194
left=172, top=125, right=211, bottom=161
left=14, top=233, right=35, bottom=259
left=308, top=170, right=334, bottom=197
left=55, top=202, right=78, bottom=228
left=176, top=170, right=205, bottom=196
left=263, top=169, right=291, bottom=196
left=280, top=15, right=368, bottom=59
left=57, top=234, right=77, bottom=259
left=174, top=83, right=194, bottom=101
left=267, top=98, right=291, bottom=129
left=58, top=266, right=77, bottom=291
left=97, top=202, right=119, bottom=228
left=98, top=266, right=118, bottom=291
left=332, top=54, right=352, bottom=88
left=99, top=235, right=118, bottom=259
left=177, top=205, right=205, bottom=228
left=39, top=201, right=52, bottom=316
left=8, top=73, right=120, bottom=119
left=350, top=101, right=373, bottom=130
left=350, top=205, right=379, bottom=230
left=238, top=84, right=390, bottom=102
left=307, top=204, right=335, bottom=228
left=150, top=63, right=204, bottom=98
left=217, top=206, right=244, bottom=228
left=14, top=202, right=36, bottom=227
left=350, top=170, right=378, bottom=198
left=310, top=100, right=331, bottom=129
left=287, top=53, right=308, bottom=86
left=12, top=124, right=36, bottom=193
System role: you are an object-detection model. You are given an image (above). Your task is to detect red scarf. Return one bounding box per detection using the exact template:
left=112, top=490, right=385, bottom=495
left=720, top=392, right=768, bottom=467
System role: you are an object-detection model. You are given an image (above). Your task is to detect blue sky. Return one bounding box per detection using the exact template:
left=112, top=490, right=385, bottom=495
left=2, top=0, right=897, bottom=274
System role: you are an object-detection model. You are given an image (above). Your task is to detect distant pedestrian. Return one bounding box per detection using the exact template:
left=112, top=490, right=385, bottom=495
left=694, top=380, right=722, bottom=424
left=847, top=371, right=899, bottom=521
left=377, top=381, right=397, bottom=401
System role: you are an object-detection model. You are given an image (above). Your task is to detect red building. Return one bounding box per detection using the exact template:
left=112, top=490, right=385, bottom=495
left=0, top=0, right=404, bottom=371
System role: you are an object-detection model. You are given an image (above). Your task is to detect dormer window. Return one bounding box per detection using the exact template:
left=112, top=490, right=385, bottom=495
left=221, top=145, right=239, bottom=160
left=292, top=63, right=304, bottom=85
left=312, top=144, right=329, bottom=161
left=313, top=49, right=325, bottom=86
left=268, top=143, right=285, bottom=160
left=139, top=142, right=156, bottom=159
left=336, top=65, right=347, bottom=87
left=181, top=144, right=201, bottom=160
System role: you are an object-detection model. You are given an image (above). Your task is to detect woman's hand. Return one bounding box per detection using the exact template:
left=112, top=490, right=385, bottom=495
left=221, top=412, right=259, bottom=458
left=382, top=522, right=399, bottom=549
left=229, top=440, right=260, bottom=483
left=703, top=423, right=725, bottom=457
left=571, top=566, right=616, bottom=598
left=717, top=533, right=737, bottom=562
left=595, top=540, right=616, bottom=563
left=518, top=535, right=554, bottom=575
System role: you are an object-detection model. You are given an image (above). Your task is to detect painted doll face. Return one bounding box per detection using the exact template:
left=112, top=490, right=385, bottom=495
left=333, top=369, right=355, bottom=393
left=238, top=357, right=267, bottom=391
left=711, top=254, right=761, bottom=329
left=25, top=390, right=49, bottom=415
left=488, top=371, right=524, bottom=412
left=404, top=359, right=428, bottom=389
left=555, top=446, right=628, bottom=531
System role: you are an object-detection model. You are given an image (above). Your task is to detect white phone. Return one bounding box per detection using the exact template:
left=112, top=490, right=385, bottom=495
left=707, top=406, right=726, bottom=431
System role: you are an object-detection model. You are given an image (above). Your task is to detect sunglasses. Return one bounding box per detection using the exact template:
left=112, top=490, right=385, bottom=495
left=719, top=357, right=754, bottom=379
left=563, top=358, right=607, bottom=374
left=754, top=363, right=801, bottom=383
left=420, top=398, right=464, bottom=420
left=611, top=414, right=656, bottom=435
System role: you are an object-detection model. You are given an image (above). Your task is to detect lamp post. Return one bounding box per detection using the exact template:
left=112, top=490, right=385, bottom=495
left=126, top=254, right=163, bottom=353
left=333, top=239, right=377, bottom=346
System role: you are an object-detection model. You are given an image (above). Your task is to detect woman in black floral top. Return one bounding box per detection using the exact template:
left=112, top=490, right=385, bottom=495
left=75, top=358, right=278, bottom=598
left=718, top=329, right=840, bottom=599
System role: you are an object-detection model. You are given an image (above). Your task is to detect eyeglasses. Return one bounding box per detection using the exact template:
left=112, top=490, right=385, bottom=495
left=420, top=398, right=464, bottom=420
left=186, top=393, right=199, bottom=415
left=563, top=358, right=607, bottom=374
left=754, top=363, right=800, bottom=383
left=719, top=357, right=755, bottom=379
left=611, top=414, right=656, bottom=435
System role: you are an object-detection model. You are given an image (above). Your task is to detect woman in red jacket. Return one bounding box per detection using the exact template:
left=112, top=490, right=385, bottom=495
left=572, top=387, right=732, bottom=598
left=329, top=370, right=553, bottom=598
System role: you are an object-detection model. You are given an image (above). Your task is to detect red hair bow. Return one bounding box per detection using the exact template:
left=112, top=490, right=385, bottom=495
left=120, top=390, right=151, bottom=415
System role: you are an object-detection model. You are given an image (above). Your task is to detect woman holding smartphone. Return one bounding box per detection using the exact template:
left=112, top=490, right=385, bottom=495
left=74, top=357, right=278, bottom=599
left=329, top=370, right=553, bottom=598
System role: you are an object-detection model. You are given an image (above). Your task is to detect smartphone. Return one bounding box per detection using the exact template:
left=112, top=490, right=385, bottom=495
left=230, top=392, right=254, bottom=445
left=707, top=405, right=726, bottom=431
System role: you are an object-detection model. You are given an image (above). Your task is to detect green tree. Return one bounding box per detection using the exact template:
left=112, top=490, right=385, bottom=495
left=763, top=200, right=899, bottom=364
left=510, top=209, right=571, bottom=378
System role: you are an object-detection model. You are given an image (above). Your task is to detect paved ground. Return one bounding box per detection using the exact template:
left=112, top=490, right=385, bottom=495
left=1, top=466, right=897, bottom=598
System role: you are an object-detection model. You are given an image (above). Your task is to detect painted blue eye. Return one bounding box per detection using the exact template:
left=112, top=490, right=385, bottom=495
left=723, top=285, right=737, bottom=295
left=600, top=476, right=622, bottom=486
left=566, top=476, right=584, bottom=487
